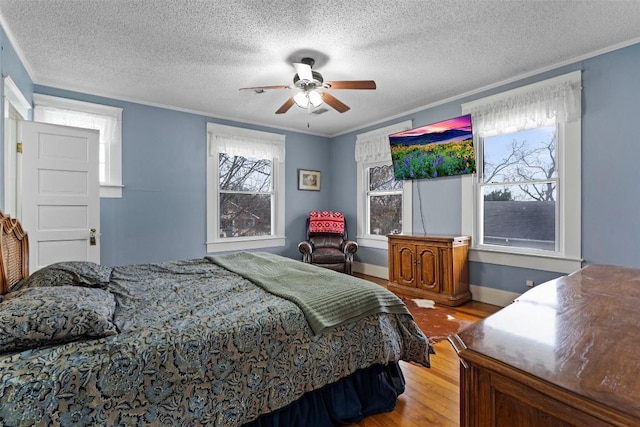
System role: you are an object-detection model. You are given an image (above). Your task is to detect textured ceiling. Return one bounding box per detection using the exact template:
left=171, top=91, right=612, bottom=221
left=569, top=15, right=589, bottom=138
left=1, top=0, right=640, bottom=137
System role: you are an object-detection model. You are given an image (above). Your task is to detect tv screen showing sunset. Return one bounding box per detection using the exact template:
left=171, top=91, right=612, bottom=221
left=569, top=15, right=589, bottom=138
left=389, top=114, right=475, bottom=180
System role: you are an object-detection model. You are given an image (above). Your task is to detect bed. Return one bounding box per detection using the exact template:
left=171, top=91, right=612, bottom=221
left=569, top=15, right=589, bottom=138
left=0, top=212, right=432, bottom=426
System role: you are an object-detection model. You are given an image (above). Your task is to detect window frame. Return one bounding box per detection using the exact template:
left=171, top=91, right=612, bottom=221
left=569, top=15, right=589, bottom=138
left=461, top=71, right=582, bottom=273
left=206, top=123, right=285, bottom=252
left=32, top=93, right=123, bottom=198
left=4, top=76, right=31, bottom=217
left=355, top=121, right=413, bottom=250
left=357, top=160, right=412, bottom=249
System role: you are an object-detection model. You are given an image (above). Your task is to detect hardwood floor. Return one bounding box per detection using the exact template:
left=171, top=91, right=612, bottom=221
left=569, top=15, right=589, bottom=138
left=349, top=273, right=501, bottom=427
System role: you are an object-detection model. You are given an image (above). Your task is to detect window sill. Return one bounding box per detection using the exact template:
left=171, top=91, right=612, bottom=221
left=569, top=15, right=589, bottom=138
left=469, top=246, right=583, bottom=274
left=100, top=184, right=123, bottom=198
left=206, top=236, right=285, bottom=253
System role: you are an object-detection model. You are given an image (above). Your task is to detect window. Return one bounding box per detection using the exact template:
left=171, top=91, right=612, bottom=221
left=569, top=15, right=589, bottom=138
left=33, top=94, right=123, bottom=198
left=206, top=123, right=285, bottom=252
left=367, top=164, right=403, bottom=235
left=219, top=153, right=272, bottom=237
left=481, top=125, right=557, bottom=251
left=462, top=71, right=582, bottom=273
left=356, top=121, right=412, bottom=250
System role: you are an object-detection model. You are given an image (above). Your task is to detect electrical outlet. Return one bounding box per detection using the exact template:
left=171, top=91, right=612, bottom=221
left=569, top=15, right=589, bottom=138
left=526, top=280, right=534, bottom=287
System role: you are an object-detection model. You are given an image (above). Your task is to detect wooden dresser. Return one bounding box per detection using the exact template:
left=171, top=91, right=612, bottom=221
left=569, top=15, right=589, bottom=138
left=450, top=264, right=640, bottom=426
left=387, top=234, right=470, bottom=306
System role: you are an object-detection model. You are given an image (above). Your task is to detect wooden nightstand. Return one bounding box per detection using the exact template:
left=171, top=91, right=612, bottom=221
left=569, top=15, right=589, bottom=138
left=387, top=234, right=471, bottom=306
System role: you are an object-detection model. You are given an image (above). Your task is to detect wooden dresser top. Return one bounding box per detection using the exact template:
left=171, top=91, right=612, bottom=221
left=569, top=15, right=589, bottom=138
left=387, top=233, right=470, bottom=243
left=454, top=264, right=640, bottom=420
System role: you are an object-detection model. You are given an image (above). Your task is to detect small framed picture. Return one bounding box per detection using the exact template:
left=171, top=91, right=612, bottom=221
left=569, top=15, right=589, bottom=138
left=298, top=169, right=321, bottom=191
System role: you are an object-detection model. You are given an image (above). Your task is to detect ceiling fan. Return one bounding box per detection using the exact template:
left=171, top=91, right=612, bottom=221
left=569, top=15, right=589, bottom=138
left=239, top=57, right=376, bottom=114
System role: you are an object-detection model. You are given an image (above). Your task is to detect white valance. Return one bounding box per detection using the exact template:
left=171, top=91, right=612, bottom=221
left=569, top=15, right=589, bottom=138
left=462, top=71, right=581, bottom=135
left=34, top=105, right=119, bottom=147
left=208, top=123, right=285, bottom=161
left=355, top=120, right=412, bottom=163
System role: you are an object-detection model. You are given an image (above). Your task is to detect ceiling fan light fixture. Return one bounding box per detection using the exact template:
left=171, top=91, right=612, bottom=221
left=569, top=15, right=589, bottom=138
left=293, top=91, right=309, bottom=108
left=308, top=90, right=323, bottom=107
left=293, top=89, right=323, bottom=109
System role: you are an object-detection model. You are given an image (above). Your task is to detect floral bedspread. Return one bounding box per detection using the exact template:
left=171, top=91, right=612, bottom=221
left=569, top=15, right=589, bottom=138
left=0, top=258, right=431, bottom=426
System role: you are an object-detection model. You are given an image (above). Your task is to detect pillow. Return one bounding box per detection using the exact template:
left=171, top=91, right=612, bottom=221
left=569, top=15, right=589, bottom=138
left=13, top=261, right=113, bottom=291
left=0, top=285, right=118, bottom=354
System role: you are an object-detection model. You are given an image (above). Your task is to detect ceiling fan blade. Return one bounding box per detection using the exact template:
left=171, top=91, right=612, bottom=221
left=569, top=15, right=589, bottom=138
left=321, top=92, right=350, bottom=113
left=293, top=62, right=313, bottom=81
left=326, top=80, right=377, bottom=90
left=239, top=85, right=291, bottom=91
left=275, top=97, right=295, bottom=114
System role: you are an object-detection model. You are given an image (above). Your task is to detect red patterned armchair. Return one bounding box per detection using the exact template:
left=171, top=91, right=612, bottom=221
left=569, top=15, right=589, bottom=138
left=298, top=211, right=358, bottom=275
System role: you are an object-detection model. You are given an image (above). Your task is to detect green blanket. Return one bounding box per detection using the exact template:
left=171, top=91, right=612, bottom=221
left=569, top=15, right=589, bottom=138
left=206, top=252, right=410, bottom=335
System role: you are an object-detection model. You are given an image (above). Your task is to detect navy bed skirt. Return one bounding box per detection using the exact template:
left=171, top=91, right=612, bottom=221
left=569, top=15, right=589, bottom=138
left=243, top=362, right=405, bottom=427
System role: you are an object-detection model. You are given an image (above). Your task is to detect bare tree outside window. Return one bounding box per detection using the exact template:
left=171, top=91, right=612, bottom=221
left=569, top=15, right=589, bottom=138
left=481, top=126, right=557, bottom=250
left=218, top=153, right=272, bottom=238
left=368, top=165, right=403, bottom=235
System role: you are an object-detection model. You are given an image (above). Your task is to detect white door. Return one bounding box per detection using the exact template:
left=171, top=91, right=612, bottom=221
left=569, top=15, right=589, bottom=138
left=20, top=121, right=100, bottom=272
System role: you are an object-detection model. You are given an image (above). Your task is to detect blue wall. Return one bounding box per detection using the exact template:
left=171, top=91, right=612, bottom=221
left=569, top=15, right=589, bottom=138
left=0, top=25, right=33, bottom=110
left=330, top=43, right=640, bottom=293
left=33, top=86, right=334, bottom=266
left=2, top=22, right=640, bottom=294
left=581, top=45, right=640, bottom=267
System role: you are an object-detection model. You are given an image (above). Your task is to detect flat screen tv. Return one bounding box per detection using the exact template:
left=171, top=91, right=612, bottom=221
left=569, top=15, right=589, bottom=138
left=388, top=114, right=475, bottom=180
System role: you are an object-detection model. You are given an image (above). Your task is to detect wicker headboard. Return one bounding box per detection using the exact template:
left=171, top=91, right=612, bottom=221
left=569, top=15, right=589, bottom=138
left=0, top=211, right=29, bottom=294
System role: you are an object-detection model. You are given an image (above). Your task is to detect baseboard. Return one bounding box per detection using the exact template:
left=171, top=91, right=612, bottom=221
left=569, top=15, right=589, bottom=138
left=354, top=261, right=520, bottom=307
left=353, top=261, right=388, bottom=280
left=469, top=284, right=520, bottom=307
